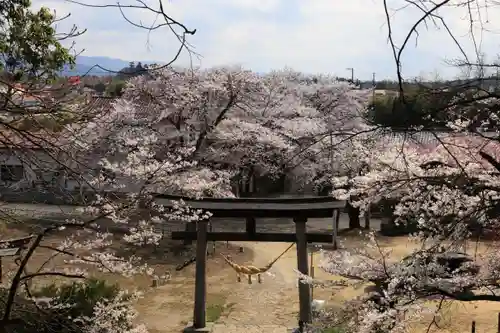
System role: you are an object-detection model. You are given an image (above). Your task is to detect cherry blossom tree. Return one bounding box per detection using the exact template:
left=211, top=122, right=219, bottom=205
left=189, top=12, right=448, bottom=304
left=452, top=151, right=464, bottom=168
left=308, top=127, right=500, bottom=333
left=151, top=66, right=374, bottom=197
left=68, top=63, right=373, bottom=244
left=59, top=65, right=374, bottom=274
left=0, top=0, right=202, bottom=331
left=297, top=0, right=500, bottom=331
left=247, top=69, right=374, bottom=197
left=2, top=64, right=373, bottom=332
left=0, top=66, right=233, bottom=331
left=258, top=70, right=375, bottom=224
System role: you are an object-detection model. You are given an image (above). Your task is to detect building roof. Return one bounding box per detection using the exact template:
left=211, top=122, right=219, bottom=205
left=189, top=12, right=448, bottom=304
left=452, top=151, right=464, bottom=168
left=378, top=131, right=500, bottom=166
left=68, top=76, right=81, bottom=85
left=77, top=96, right=116, bottom=118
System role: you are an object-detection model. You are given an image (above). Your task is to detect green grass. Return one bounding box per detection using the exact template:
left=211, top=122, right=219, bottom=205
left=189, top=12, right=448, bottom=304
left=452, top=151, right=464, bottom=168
left=320, top=328, right=345, bottom=333
left=205, top=294, right=236, bottom=323
left=206, top=303, right=225, bottom=322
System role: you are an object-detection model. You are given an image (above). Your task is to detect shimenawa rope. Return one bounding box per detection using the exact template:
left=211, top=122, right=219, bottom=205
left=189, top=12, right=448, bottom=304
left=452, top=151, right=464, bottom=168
left=220, top=243, right=295, bottom=283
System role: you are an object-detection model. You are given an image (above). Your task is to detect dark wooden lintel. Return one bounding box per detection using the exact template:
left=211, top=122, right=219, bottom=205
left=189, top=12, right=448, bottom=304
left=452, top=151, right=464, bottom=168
left=171, top=231, right=333, bottom=243
left=154, top=195, right=345, bottom=219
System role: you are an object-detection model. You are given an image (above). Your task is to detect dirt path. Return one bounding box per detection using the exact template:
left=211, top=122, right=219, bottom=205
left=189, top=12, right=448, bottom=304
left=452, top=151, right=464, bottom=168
left=134, top=241, right=328, bottom=332
left=217, top=242, right=301, bottom=327
left=134, top=236, right=500, bottom=333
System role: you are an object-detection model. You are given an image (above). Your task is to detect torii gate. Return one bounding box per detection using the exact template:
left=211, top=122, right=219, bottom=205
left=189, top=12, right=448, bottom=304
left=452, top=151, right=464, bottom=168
left=154, top=194, right=345, bottom=331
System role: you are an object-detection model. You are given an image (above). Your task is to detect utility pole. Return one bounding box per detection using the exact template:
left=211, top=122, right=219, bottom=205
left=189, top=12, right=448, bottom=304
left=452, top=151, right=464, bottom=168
left=372, top=72, right=376, bottom=100
left=346, top=67, right=354, bottom=83
left=496, top=67, right=499, bottom=89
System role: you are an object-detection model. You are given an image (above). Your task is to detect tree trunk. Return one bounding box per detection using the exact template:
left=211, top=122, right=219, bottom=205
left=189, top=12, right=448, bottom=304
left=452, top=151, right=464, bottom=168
left=249, top=168, right=255, bottom=196
left=347, top=201, right=361, bottom=229
left=240, top=168, right=253, bottom=198
left=241, top=176, right=249, bottom=197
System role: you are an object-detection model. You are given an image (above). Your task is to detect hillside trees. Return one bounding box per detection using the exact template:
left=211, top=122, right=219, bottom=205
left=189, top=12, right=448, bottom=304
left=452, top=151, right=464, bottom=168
left=369, top=86, right=456, bottom=130
left=368, top=82, right=500, bottom=131
left=105, top=78, right=126, bottom=97
left=116, top=62, right=146, bottom=80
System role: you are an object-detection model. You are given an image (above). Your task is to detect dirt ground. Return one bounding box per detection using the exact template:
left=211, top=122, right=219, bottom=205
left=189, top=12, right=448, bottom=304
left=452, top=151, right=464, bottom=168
left=3, top=218, right=500, bottom=333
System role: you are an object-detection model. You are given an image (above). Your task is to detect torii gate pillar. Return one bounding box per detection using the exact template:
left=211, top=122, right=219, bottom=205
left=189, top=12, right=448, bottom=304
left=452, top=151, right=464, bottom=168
left=294, top=216, right=312, bottom=324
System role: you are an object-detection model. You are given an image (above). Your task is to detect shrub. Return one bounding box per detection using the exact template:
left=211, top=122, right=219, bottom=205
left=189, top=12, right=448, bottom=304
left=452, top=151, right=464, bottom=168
left=31, top=278, right=145, bottom=333
left=34, top=279, right=125, bottom=318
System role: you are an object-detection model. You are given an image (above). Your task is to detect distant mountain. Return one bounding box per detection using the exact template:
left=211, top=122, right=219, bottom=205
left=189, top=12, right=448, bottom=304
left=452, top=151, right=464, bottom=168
left=60, top=56, right=162, bottom=77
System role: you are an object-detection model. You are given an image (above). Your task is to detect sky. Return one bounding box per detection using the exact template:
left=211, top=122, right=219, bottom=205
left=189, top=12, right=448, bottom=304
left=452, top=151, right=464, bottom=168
left=34, top=0, right=500, bottom=80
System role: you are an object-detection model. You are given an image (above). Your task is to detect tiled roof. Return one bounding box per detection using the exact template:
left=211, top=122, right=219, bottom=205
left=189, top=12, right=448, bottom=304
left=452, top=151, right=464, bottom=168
left=377, top=131, right=500, bottom=163
left=381, top=131, right=498, bottom=147
left=76, top=96, right=116, bottom=117
left=76, top=97, right=168, bottom=118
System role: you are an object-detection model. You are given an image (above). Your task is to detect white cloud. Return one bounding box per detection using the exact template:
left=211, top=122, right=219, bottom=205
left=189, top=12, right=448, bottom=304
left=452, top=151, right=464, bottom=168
left=216, top=0, right=282, bottom=12
left=30, top=0, right=500, bottom=79
left=202, top=0, right=394, bottom=77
